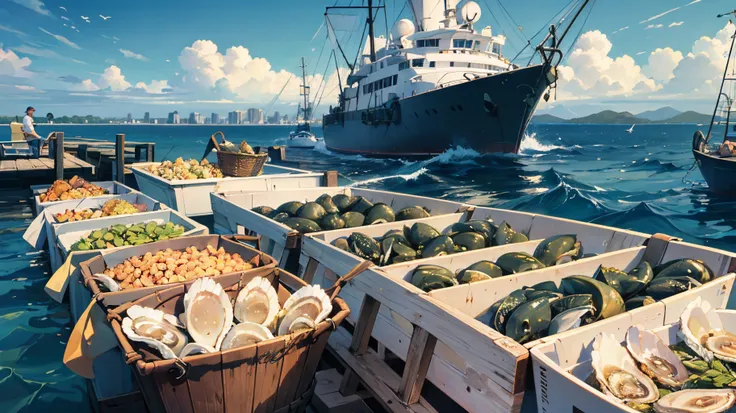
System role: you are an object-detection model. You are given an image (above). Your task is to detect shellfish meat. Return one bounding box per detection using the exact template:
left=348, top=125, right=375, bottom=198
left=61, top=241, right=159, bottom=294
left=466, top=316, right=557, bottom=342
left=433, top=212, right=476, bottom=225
left=184, top=277, right=233, bottom=350
left=234, top=276, right=280, bottom=328
left=653, top=389, right=736, bottom=413
left=680, top=297, right=736, bottom=363
left=591, top=333, right=659, bottom=404
left=122, top=305, right=188, bottom=359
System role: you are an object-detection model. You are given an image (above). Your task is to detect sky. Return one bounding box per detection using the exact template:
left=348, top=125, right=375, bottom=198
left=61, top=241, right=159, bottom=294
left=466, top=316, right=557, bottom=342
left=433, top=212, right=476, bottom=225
left=0, top=0, right=735, bottom=119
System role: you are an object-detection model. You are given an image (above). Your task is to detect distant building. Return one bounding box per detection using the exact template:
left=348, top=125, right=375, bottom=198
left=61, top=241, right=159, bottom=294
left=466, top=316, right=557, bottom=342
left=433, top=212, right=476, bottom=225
left=211, top=113, right=220, bottom=124
left=189, top=112, right=205, bottom=124
left=167, top=111, right=180, bottom=124
left=153, top=119, right=158, bottom=124
left=228, top=110, right=246, bottom=125
left=267, top=111, right=281, bottom=124
left=247, top=108, right=264, bottom=124
left=126, top=113, right=132, bottom=123
left=143, top=112, right=150, bottom=123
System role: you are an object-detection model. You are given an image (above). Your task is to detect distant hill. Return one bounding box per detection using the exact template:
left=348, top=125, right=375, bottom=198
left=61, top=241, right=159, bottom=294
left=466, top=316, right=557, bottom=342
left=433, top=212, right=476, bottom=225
left=660, top=111, right=714, bottom=124
left=532, top=114, right=566, bottom=123
left=567, top=110, right=647, bottom=124
left=636, top=106, right=681, bottom=121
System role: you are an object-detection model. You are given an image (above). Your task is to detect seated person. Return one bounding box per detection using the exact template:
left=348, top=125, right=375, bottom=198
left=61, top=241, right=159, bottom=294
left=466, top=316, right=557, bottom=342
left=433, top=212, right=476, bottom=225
left=22, top=106, right=42, bottom=159
left=718, top=140, right=736, bottom=157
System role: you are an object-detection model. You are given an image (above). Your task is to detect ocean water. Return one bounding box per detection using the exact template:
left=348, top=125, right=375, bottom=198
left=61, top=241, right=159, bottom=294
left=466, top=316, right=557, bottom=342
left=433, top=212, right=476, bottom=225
left=4, top=122, right=733, bottom=411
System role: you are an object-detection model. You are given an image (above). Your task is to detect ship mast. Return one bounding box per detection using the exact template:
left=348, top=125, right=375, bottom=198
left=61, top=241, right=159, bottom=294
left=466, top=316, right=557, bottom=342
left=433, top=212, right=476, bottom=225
left=300, top=57, right=310, bottom=122
left=367, top=0, right=376, bottom=62
left=706, top=11, right=736, bottom=142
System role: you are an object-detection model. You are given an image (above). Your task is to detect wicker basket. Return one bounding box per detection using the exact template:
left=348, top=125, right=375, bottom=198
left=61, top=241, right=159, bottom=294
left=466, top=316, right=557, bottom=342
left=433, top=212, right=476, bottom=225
left=211, top=131, right=268, bottom=177
left=107, top=262, right=366, bottom=413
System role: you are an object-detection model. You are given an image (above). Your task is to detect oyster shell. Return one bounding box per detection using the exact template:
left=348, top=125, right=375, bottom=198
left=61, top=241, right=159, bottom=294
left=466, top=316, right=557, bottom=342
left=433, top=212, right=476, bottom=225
left=234, top=276, right=279, bottom=328
left=179, top=342, right=217, bottom=357
left=92, top=273, right=121, bottom=292
left=221, top=322, right=274, bottom=350
left=625, top=326, right=688, bottom=388
left=122, top=305, right=188, bottom=359
left=184, top=277, right=233, bottom=350
left=653, top=389, right=736, bottom=413
left=277, top=285, right=332, bottom=336
left=680, top=297, right=736, bottom=363
left=591, top=333, right=659, bottom=404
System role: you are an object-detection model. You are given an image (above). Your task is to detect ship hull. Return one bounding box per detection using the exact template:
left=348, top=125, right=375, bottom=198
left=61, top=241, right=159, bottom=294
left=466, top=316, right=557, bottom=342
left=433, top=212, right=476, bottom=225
left=693, top=149, right=736, bottom=195
left=323, top=64, right=550, bottom=156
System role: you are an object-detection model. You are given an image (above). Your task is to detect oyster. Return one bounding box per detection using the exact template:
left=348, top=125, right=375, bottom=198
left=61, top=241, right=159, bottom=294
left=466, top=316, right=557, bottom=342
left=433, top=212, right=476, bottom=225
left=277, top=285, right=332, bottom=336
left=297, top=202, right=327, bottom=222
left=653, top=389, right=736, bottom=413
left=625, top=326, right=688, bottom=388
left=184, top=277, right=233, bottom=350
left=496, top=252, right=545, bottom=275
left=451, top=232, right=486, bottom=251
left=654, top=259, right=713, bottom=284
left=122, top=305, right=188, bottom=359
left=221, top=322, right=274, bottom=350
left=234, top=276, right=279, bottom=328
left=316, top=194, right=340, bottom=214
left=487, top=290, right=527, bottom=334
left=179, top=342, right=217, bottom=357
left=421, top=235, right=455, bottom=258
left=680, top=297, right=736, bottom=363
left=591, top=333, right=659, bottom=404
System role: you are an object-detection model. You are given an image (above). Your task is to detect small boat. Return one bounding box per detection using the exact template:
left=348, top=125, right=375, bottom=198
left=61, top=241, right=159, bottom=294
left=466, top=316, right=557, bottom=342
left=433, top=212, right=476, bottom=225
left=625, top=124, right=635, bottom=133
left=287, top=58, right=318, bottom=149
left=692, top=11, right=736, bottom=196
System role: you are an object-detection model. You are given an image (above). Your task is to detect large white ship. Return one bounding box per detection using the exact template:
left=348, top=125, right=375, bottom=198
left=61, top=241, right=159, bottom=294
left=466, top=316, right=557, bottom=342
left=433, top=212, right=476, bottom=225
left=323, top=0, right=590, bottom=156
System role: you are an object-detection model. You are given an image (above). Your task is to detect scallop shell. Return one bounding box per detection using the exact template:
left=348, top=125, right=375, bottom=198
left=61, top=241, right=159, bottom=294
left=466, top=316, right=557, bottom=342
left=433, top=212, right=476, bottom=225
left=179, top=343, right=217, bottom=358
left=122, top=305, right=188, bottom=360
left=184, top=277, right=233, bottom=350
left=654, top=389, right=736, bottom=413
left=277, top=285, right=332, bottom=336
left=625, top=326, right=688, bottom=388
left=679, top=297, right=724, bottom=362
left=234, top=277, right=279, bottom=327
left=221, top=322, right=274, bottom=350
left=591, top=333, right=659, bottom=404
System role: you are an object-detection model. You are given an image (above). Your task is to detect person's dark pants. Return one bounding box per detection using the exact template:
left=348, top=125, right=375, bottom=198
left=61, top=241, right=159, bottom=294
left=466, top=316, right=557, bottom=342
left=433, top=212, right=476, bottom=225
left=28, top=139, right=41, bottom=159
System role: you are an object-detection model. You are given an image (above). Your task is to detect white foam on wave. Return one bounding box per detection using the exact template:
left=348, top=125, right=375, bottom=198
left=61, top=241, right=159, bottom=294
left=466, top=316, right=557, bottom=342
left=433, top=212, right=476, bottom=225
left=424, top=146, right=481, bottom=165
left=518, top=133, right=565, bottom=154
left=348, top=167, right=428, bottom=187
left=313, top=140, right=384, bottom=163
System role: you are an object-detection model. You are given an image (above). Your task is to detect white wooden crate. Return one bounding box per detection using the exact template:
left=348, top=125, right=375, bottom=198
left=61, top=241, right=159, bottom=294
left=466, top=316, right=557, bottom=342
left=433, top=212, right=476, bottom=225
left=210, top=186, right=468, bottom=271
left=31, top=180, right=136, bottom=216
left=531, top=308, right=736, bottom=413
left=131, top=162, right=321, bottom=217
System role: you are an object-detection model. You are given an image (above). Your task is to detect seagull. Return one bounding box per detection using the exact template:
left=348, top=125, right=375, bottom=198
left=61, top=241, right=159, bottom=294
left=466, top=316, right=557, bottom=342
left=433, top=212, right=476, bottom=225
left=59, top=6, right=67, bottom=11
left=63, top=23, right=68, bottom=27
left=626, top=124, right=635, bottom=133
left=165, top=59, right=170, bottom=62
left=61, top=16, right=69, bottom=21
left=99, top=15, right=111, bottom=20
left=81, top=16, right=90, bottom=23
left=71, top=25, right=76, bottom=29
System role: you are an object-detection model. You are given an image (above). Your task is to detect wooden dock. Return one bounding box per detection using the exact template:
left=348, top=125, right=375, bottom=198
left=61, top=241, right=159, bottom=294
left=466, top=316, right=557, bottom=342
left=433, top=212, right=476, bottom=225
left=0, top=152, right=94, bottom=186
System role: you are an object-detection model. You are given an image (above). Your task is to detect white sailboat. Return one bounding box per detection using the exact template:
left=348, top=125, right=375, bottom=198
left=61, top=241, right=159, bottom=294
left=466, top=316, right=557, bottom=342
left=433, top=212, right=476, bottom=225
left=287, top=57, right=319, bottom=149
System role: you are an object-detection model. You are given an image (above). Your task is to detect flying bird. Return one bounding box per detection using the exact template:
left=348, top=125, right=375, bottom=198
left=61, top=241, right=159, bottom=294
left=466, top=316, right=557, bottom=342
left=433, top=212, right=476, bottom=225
left=99, top=15, right=111, bottom=20
left=81, top=16, right=90, bottom=23
left=63, top=23, right=68, bottom=27
left=71, top=25, right=76, bottom=29
left=165, top=59, right=170, bottom=62
left=59, top=6, right=67, bottom=11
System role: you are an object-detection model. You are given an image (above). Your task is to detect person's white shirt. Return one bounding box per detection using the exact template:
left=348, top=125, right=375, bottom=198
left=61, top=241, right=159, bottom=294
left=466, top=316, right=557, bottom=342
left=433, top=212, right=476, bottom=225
left=22, top=115, right=38, bottom=140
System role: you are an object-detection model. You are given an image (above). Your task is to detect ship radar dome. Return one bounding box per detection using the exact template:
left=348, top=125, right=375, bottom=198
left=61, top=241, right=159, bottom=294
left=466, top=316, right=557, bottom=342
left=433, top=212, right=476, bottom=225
left=457, top=1, right=482, bottom=25
left=392, top=19, right=415, bottom=40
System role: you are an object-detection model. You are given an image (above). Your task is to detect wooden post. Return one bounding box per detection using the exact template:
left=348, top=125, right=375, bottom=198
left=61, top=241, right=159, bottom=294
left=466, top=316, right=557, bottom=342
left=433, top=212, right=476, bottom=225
left=398, top=326, right=437, bottom=404
left=115, top=134, right=125, bottom=182
left=134, top=144, right=143, bottom=162
left=77, top=144, right=88, bottom=162
left=54, top=132, right=64, bottom=180
left=146, top=143, right=154, bottom=162
left=323, top=170, right=338, bottom=187
left=268, top=146, right=286, bottom=162
left=340, top=295, right=381, bottom=396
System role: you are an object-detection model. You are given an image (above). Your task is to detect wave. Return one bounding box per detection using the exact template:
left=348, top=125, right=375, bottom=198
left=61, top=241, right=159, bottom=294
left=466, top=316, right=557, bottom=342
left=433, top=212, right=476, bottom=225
left=348, top=167, right=428, bottom=187
left=312, top=140, right=386, bottom=163
left=518, top=133, right=565, bottom=153
left=591, top=202, right=683, bottom=236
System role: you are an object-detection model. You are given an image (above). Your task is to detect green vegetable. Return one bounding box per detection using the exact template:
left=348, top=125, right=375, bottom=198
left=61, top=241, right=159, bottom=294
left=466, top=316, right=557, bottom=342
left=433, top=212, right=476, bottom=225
left=69, top=221, right=187, bottom=252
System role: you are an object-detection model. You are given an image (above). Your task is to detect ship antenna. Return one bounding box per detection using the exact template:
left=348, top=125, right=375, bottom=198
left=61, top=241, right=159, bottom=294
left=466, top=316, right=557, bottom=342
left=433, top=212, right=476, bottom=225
left=706, top=10, right=736, bottom=142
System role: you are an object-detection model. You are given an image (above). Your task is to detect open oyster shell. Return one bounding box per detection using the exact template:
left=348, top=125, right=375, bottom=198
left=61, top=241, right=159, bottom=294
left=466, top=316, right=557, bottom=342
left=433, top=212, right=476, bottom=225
left=184, top=277, right=233, bottom=350
left=654, top=389, right=736, bottom=413
left=122, top=305, right=188, bottom=359
left=234, top=276, right=279, bottom=328
left=591, top=333, right=659, bottom=404
left=679, top=297, right=735, bottom=363
left=277, top=285, right=332, bottom=336
left=221, top=322, right=275, bottom=350
left=625, top=326, right=688, bottom=388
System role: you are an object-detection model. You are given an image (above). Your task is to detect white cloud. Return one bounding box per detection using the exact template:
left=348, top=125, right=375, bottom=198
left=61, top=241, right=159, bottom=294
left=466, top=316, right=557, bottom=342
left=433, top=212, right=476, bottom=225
left=636, top=51, right=647, bottom=56
left=10, top=0, right=51, bottom=17
left=686, top=0, right=702, bottom=5
left=644, top=48, right=683, bottom=82
left=120, top=49, right=149, bottom=61
left=640, top=7, right=680, bottom=24
left=13, top=45, right=86, bottom=64
left=0, top=24, right=26, bottom=36
left=135, top=80, right=170, bottom=94
left=39, top=27, right=80, bottom=49
left=645, top=24, right=664, bottom=30
left=176, top=39, right=344, bottom=104
left=16, top=85, right=36, bottom=91
left=612, top=26, right=629, bottom=35
left=0, top=47, right=33, bottom=78
left=669, top=21, right=685, bottom=27
left=61, top=16, right=69, bottom=21
left=72, top=79, right=100, bottom=92
left=97, top=66, right=131, bottom=91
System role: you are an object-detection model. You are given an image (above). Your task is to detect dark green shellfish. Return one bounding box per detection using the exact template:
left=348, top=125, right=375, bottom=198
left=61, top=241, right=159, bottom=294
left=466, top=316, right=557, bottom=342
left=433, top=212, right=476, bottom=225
left=276, top=201, right=304, bottom=216
left=533, top=234, right=578, bottom=266
left=297, top=202, right=327, bottom=222
left=341, top=212, right=365, bottom=228
left=365, top=203, right=396, bottom=225
left=283, top=217, right=321, bottom=234
left=316, top=194, right=340, bottom=214
left=333, top=194, right=358, bottom=212
left=395, top=206, right=430, bottom=221
left=496, top=252, right=545, bottom=275
left=421, top=235, right=455, bottom=258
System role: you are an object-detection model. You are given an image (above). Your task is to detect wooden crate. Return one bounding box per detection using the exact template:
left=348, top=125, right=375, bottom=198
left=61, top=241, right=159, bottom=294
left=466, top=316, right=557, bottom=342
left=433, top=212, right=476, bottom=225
left=131, top=161, right=323, bottom=217
left=23, top=192, right=166, bottom=271
left=531, top=308, right=736, bottom=413
left=31, top=180, right=136, bottom=216
left=210, top=186, right=469, bottom=273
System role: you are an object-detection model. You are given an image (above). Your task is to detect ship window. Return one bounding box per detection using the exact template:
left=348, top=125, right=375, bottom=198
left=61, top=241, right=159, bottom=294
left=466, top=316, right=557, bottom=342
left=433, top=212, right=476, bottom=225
left=465, top=40, right=473, bottom=48
left=429, top=61, right=435, bottom=68
left=453, top=39, right=464, bottom=48
left=492, top=43, right=501, bottom=55
left=392, top=74, right=398, bottom=85
left=399, top=61, right=410, bottom=70
left=450, top=62, right=455, bottom=67
left=412, top=59, right=424, bottom=67
left=473, top=41, right=481, bottom=50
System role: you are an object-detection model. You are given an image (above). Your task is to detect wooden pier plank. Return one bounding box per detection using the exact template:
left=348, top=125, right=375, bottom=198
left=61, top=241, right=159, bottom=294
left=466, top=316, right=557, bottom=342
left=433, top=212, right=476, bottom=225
left=0, top=153, right=95, bottom=186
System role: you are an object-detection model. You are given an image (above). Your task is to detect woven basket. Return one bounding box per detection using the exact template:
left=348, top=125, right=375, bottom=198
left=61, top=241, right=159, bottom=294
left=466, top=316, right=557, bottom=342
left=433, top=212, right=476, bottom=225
left=211, top=131, right=267, bottom=177
left=107, top=263, right=363, bottom=413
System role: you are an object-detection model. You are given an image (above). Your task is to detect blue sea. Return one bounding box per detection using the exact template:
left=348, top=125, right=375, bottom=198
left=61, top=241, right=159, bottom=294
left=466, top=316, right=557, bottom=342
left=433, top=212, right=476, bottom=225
left=3, top=122, right=734, bottom=411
